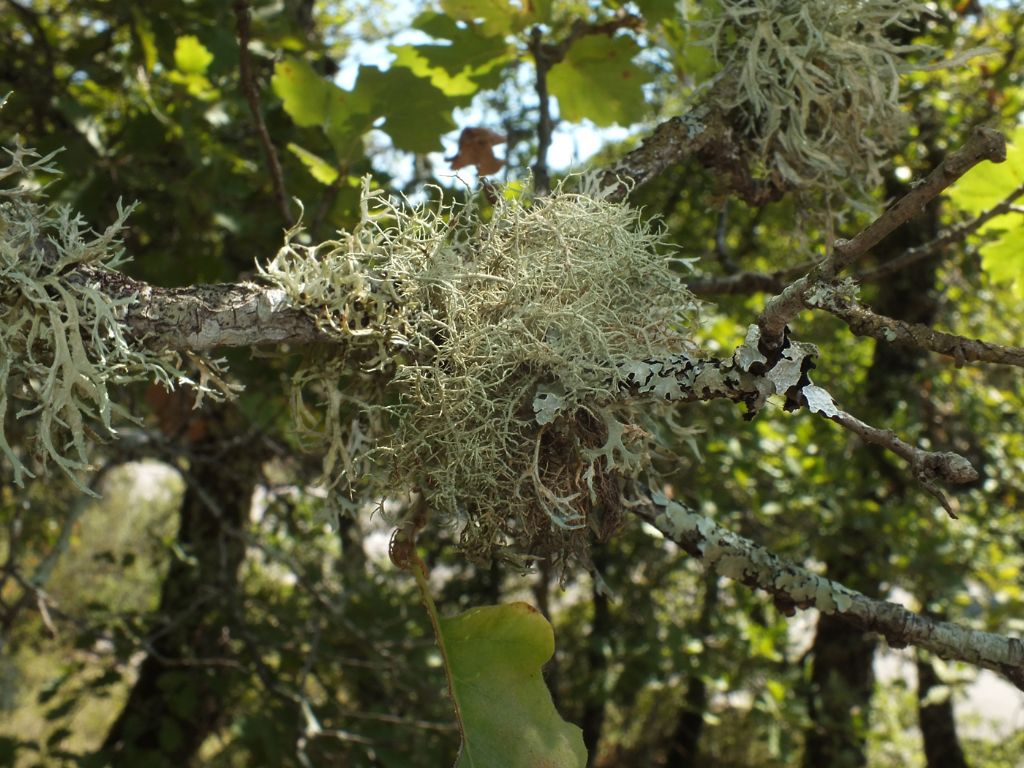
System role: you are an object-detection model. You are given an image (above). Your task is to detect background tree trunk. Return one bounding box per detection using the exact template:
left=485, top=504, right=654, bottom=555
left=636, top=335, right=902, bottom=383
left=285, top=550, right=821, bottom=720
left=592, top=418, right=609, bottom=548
left=804, top=166, right=943, bottom=766
left=917, top=652, right=970, bottom=768
left=665, top=571, right=719, bottom=768
left=100, top=402, right=264, bottom=767
left=582, top=548, right=611, bottom=766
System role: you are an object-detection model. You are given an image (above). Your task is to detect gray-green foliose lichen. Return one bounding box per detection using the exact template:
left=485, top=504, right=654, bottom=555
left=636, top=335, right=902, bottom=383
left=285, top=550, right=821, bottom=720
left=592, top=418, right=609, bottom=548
left=651, top=490, right=854, bottom=614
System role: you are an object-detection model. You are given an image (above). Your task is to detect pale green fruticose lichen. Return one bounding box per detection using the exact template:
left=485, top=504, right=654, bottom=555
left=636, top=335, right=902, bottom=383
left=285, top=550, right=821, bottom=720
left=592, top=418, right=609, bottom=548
left=694, top=0, right=927, bottom=200
left=262, top=179, right=704, bottom=563
left=0, top=140, right=223, bottom=490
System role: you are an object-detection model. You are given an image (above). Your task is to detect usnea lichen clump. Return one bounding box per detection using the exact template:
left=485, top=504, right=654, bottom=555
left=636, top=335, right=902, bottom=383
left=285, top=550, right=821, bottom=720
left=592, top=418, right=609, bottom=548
left=262, top=180, right=703, bottom=562
left=700, top=0, right=925, bottom=197
left=0, top=141, right=205, bottom=488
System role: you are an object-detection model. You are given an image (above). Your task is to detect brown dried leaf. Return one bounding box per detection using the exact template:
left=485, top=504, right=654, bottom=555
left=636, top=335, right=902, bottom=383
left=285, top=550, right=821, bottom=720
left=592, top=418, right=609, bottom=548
left=448, top=127, right=506, bottom=176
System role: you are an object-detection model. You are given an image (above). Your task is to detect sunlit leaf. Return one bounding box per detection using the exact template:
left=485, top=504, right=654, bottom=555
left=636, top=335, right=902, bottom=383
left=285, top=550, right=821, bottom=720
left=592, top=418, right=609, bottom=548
left=389, top=17, right=511, bottom=100
left=272, top=57, right=333, bottom=127
left=287, top=143, right=339, bottom=185
left=173, top=35, right=214, bottom=76
left=548, top=35, right=652, bottom=126
left=391, top=46, right=480, bottom=99
left=439, top=603, right=587, bottom=768
left=949, top=126, right=1024, bottom=298
left=979, top=226, right=1024, bottom=298
left=272, top=58, right=373, bottom=160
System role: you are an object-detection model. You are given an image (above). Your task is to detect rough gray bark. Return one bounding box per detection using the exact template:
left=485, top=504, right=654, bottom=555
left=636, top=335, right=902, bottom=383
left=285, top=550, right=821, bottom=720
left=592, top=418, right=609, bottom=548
left=633, top=493, right=1024, bottom=690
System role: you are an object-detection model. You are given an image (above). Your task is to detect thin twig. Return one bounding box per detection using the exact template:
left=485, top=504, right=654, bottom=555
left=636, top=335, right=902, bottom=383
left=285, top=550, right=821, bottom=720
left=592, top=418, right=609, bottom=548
left=713, top=199, right=739, bottom=273
left=758, top=127, right=1007, bottom=347
left=859, top=181, right=1024, bottom=282
left=5, top=0, right=57, bottom=81
left=234, top=0, right=292, bottom=225
left=528, top=15, right=642, bottom=194
left=824, top=407, right=979, bottom=517
left=817, top=294, right=1024, bottom=369
left=529, top=26, right=555, bottom=195
left=694, top=180, right=1024, bottom=295
left=688, top=265, right=799, bottom=296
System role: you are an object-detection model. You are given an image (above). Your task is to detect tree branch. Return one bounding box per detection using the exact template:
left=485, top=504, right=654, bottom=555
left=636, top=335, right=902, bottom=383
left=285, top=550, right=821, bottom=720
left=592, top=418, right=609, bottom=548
left=823, top=407, right=978, bottom=517
left=630, top=491, right=1024, bottom=691
left=234, top=0, right=293, bottom=225
left=597, top=102, right=786, bottom=205
left=816, top=293, right=1024, bottom=369
left=758, top=128, right=1007, bottom=347
left=858, top=180, right=1024, bottom=283
left=687, top=267, right=792, bottom=297
left=613, top=333, right=978, bottom=499
left=79, top=267, right=331, bottom=351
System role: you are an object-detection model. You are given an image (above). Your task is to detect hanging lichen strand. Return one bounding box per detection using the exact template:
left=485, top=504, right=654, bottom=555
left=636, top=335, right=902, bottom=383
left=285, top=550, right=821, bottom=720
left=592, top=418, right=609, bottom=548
left=700, top=0, right=925, bottom=199
left=262, top=180, right=704, bottom=563
left=0, top=142, right=219, bottom=489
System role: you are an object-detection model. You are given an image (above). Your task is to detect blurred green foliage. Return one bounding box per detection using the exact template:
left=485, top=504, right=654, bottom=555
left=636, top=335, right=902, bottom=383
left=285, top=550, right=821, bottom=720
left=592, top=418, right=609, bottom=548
left=1, top=0, right=1022, bottom=766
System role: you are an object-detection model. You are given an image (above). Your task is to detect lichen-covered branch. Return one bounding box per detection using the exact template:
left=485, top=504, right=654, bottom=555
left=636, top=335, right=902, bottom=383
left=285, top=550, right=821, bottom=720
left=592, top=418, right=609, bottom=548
left=601, top=326, right=977, bottom=501
left=816, top=292, right=1024, bottom=369
left=757, top=127, right=1007, bottom=346
left=84, top=268, right=332, bottom=351
left=598, top=104, right=786, bottom=206
left=632, top=491, right=1024, bottom=691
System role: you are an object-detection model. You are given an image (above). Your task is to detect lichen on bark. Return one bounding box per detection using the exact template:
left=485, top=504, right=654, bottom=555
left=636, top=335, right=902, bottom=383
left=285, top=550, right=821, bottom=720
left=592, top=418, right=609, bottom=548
left=0, top=141, right=224, bottom=488
left=261, top=178, right=705, bottom=563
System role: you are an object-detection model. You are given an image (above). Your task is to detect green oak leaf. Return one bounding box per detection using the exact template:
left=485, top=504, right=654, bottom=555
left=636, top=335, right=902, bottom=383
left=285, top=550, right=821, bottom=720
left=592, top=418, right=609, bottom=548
left=977, top=226, right=1024, bottom=298
left=548, top=35, right=652, bottom=127
left=391, top=15, right=511, bottom=99
left=355, top=66, right=455, bottom=153
left=440, top=0, right=519, bottom=36
left=271, top=58, right=374, bottom=161
left=173, top=35, right=214, bottom=75
left=391, top=46, right=481, bottom=98
left=272, top=57, right=333, bottom=127
left=273, top=58, right=453, bottom=156
left=440, top=603, right=587, bottom=768
left=948, top=126, right=1024, bottom=298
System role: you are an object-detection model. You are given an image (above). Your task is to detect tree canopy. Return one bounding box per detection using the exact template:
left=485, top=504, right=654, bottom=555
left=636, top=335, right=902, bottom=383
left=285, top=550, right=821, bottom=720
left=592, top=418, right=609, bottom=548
left=1, top=1, right=1023, bottom=766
